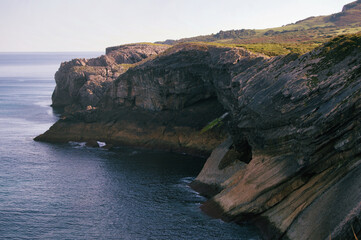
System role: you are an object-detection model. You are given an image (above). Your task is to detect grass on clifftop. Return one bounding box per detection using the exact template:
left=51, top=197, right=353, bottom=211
left=194, top=32, right=361, bottom=56
left=237, top=43, right=321, bottom=56
left=161, top=41, right=319, bottom=56
left=309, top=32, right=361, bottom=74
left=317, top=33, right=361, bottom=63
left=155, top=1, right=361, bottom=56
left=190, top=41, right=320, bottom=56
left=135, top=42, right=172, bottom=47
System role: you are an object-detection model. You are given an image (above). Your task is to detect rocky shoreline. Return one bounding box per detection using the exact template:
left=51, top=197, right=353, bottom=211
left=35, top=98, right=227, bottom=157
left=36, top=35, right=361, bottom=239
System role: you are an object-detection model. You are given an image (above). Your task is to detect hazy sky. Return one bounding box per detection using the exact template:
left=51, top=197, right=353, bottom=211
left=0, top=0, right=353, bottom=52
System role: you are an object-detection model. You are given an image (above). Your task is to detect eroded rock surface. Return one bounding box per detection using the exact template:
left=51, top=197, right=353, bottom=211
left=37, top=34, right=361, bottom=240
left=52, top=43, right=169, bottom=108
left=195, top=34, right=361, bottom=240
left=35, top=99, right=227, bottom=156
left=39, top=42, right=264, bottom=155
left=103, top=43, right=265, bottom=111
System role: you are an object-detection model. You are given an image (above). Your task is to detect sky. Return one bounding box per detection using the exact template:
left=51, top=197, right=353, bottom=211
left=0, top=0, right=354, bottom=52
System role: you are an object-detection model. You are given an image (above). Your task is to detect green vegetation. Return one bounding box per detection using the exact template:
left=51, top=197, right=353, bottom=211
left=155, top=1, right=361, bottom=57
left=317, top=33, right=361, bottom=64
left=166, top=41, right=320, bottom=56
left=158, top=25, right=361, bottom=52
left=135, top=42, right=172, bottom=47
left=237, top=43, right=320, bottom=56
left=119, top=63, right=135, bottom=71
left=200, top=118, right=224, bottom=134
left=191, top=42, right=239, bottom=48
left=309, top=33, right=361, bottom=74
left=201, top=113, right=229, bottom=134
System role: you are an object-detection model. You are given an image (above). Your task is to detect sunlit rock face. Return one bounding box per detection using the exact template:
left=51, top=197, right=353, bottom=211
left=39, top=34, right=361, bottom=240
left=51, top=43, right=169, bottom=108
left=103, top=43, right=264, bottom=111
left=40, top=43, right=264, bottom=155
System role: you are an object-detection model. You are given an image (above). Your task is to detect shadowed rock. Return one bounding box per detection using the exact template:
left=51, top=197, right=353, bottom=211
left=37, top=34, right=361, bottom=240
left=193, top=34, right=361, bottom=240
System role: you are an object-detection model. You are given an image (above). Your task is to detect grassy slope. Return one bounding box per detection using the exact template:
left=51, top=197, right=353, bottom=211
left=156, top=1, right=361, bottom=56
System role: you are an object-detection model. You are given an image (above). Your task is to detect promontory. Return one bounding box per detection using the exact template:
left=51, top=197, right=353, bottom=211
left=35, top=2, right=361, bottom=239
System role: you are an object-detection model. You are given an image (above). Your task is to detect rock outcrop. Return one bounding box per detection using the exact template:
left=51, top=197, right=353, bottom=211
left=52, top=43, right=169, bottom=109
left=35, top=98, right=227, bottom=156
left=193, top=34, right=361, bottom=240
left=38, top=43, right=265, bottom=156
left=36, top=34, right=361, bottom=240
left=102, top=43, right=265, bottom=111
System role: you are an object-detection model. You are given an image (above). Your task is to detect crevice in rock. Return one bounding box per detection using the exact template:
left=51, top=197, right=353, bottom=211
left=217, top=139, right=252, bottom=169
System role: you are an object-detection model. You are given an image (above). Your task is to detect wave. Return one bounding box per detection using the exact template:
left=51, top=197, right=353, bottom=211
left=68, top=141, right=87, bottom=148
left=34, top=100, right=51, bottom=108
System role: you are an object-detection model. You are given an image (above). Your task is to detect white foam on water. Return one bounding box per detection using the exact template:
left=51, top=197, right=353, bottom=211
left=46, top=109, right=53, bottom=116
left=97, top=141, right=106, bottom=147
left=68, top=141, right=86, bottom=148
left=34, top=100, right=51, bottom=108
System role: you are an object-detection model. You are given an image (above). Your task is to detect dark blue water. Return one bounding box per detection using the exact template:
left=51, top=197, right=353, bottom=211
left=0, top=53, right=260, bottom=239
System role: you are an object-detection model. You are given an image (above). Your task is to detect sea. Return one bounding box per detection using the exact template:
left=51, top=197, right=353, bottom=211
left=0, top=52, right=260, bottom=239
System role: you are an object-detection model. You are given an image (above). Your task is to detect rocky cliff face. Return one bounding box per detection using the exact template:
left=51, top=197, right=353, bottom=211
left=38, top=43, right=266, bottom=156
left=37, top=34, right=361, bottom=240
left=331, top=0, right=361, bottom=26
left=102, top=43, right=265, bottom=111
left=192, top=34, right=361, bottom=240
left=52, top=43, right=169, bottom=109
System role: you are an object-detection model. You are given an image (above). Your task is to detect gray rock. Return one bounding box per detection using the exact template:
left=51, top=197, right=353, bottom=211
left=41, top=34, right=361, bottom=240
left=196, top=35, right=361, bottom=240
left=52, top=43, right=170, bottom=108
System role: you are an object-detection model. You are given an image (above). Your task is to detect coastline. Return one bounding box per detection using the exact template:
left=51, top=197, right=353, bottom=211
left=35, top=99, right=228, bottom=158
left=36, top=34, right=361, bottom=239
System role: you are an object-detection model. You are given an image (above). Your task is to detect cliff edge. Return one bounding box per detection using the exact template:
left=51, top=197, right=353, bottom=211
left=192, top=34, right=361, bottom=240
left=37, top=43, right=266, bottom=155
left=36, top=34, right=361, bottom=239
left=52, top=43, right=169, bottom=109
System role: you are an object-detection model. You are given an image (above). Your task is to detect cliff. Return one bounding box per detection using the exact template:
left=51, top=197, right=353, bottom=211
left=36, top=34, right=361, bottom=239
left=102, top=43, right=265, bottom=111
left=52, top=43, right=169, bottom=109
left=191, top=34, right=361, bottom=239
left=37, top=43, right=266, bottom=155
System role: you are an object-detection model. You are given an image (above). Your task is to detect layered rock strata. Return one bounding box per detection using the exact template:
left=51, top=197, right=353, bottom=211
left=36, top=99, right=227, bottom=156
left=192, top=34, right=361, bottom=240
left=38, top=43, right=265, bottom=155
left=37, top=34, right=361, bottom=239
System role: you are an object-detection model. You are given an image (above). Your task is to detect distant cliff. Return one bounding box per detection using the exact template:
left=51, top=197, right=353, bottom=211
left=156, top=0, right=361, bottom=48
left=36, top=33, right=361, bottom=240
left=52, top=43, right=169, bottom=109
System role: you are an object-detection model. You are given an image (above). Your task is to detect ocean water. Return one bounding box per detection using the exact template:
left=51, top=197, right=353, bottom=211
left=0, top=52, right=260, bottom=239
